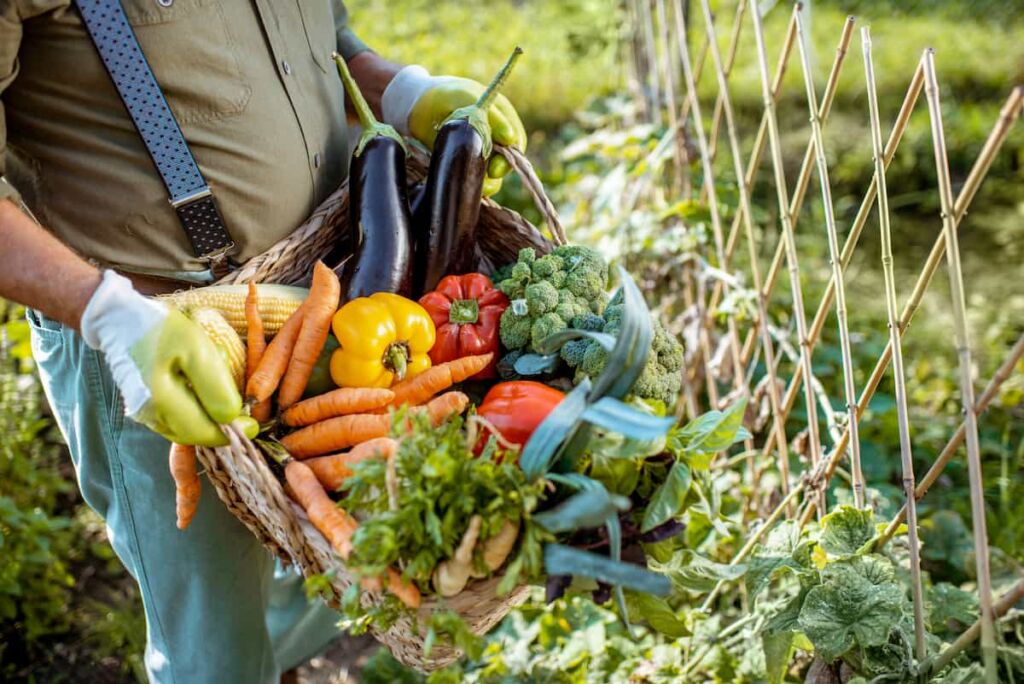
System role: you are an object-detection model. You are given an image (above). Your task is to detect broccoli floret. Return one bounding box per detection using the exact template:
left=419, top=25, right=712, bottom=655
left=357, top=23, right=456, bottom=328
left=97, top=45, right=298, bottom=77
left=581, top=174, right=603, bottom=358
left=518, top=247, right=537, bottom=265
left=499, top=310, right=532, bottom=350
left=560, top=339, right=590, bottom=367
left=525, top=281, right=559, bottom=315
left=555, top=290, right=588, bottom=323
left=571, top=312, right=605, bottom=332
left=531, top=313, right=568, bottom=349
left=531, top=254, right=563, bottom=279
left=549, top=270, right=567, bottom=289
left=579, top=341, right=609, bottom=378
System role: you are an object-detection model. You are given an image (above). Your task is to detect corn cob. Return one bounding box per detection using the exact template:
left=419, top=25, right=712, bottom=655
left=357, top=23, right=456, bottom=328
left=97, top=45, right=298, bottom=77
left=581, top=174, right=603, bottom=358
left=160, top=284, right=307, bottom=337
left=188, top=307, right=247, bottom=390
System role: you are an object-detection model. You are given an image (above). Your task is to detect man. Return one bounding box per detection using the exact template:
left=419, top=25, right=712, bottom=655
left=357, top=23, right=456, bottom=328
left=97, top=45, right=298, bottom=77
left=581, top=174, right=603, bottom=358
left=0, top=2, right=526, bottom=682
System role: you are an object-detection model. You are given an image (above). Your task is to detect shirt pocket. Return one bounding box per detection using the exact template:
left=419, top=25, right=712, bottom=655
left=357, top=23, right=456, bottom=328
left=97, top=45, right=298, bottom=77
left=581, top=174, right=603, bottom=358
left=297, top=0, right=338, bottom=74
left=119, top=0, right=252, bottom=125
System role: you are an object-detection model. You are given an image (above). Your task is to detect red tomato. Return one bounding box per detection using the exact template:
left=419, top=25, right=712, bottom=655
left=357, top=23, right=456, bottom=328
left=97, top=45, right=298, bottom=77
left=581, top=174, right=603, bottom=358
left=477, top=381, right=566, bottom=449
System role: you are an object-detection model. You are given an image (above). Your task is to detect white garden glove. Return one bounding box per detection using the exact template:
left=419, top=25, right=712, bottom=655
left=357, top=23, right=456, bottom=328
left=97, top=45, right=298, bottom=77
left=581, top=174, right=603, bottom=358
left=81, top=271, right=257, bottom=446
left=381, top=64, right=527, bottom=196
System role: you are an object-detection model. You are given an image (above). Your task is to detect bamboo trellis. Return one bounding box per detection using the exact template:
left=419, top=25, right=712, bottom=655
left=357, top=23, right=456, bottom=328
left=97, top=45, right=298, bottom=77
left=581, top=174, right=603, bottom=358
left=626, top=0, right=1024, bottom=680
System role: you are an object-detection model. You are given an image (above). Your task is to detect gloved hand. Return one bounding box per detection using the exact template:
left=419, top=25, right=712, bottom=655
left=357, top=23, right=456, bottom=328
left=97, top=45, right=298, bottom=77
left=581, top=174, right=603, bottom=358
left=81, top=271, right=258, bottom=447
left=382, top=65, right=527, bottom=197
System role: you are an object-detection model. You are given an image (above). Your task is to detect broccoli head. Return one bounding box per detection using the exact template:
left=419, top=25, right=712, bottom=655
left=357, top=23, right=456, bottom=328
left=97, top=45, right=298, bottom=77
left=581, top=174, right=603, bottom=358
left=561, top=303, right=685, bottom=406
left=494, top=244, right=611, bottom=353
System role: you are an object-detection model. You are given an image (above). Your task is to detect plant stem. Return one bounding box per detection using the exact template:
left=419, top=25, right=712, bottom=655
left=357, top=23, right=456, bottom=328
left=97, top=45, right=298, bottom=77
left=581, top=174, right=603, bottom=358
left=475, top=47, right=524, bottom=112
left=332, top=52, right=405, bottom=156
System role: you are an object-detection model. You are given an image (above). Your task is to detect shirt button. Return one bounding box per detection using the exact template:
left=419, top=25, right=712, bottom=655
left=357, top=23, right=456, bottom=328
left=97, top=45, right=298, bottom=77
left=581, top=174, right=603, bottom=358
left=281, top=60, right=292, bottom=75
left=313, top=153, right=322, bottom=168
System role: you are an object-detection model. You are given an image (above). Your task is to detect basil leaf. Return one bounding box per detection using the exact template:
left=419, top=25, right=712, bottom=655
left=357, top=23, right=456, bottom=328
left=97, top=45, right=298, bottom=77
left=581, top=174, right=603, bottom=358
left=543, top=544, right=671, bottom=596
left=582, top=397, right=676, bottom=440
left=521, top=378, right=591, bottom=480
left=674, top=397, right=749, bottom=453
left=641, top=461, right=692, bottom=533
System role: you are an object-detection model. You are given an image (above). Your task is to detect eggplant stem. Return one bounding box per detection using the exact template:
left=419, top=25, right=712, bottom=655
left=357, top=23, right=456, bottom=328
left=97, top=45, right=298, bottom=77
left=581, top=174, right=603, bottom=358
left=332, top=52, right=407, bottom=156
left=475, top=46, right=524, bottom=111
left=444, top=47, right=525, bottom=158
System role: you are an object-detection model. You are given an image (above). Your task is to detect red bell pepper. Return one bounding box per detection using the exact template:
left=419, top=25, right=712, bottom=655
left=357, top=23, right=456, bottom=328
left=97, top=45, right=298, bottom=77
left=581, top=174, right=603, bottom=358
left=419, top=273, right=509, bottom=379
left=477, top=381, right=566, bottom=449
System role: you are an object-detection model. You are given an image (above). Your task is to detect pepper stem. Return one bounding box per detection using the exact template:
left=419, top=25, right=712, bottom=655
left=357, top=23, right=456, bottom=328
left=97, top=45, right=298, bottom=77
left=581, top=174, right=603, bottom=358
left=383, top=342, right=411, bottom=382
left=444, top=47, right=524, bottom=158
left=449, top=299, right=480, bottom=325
left=332, top=52, right=407, bottom=157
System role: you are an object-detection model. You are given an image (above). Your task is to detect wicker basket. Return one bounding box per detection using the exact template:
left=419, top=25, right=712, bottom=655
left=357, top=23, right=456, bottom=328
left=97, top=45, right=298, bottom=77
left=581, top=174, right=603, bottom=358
left=195, top=147, right=562, bottom=671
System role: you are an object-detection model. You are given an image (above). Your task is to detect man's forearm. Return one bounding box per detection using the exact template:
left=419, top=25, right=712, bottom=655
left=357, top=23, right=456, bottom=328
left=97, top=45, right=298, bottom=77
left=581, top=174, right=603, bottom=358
left=345, top=51, right=402, bottom=121
left=0, top=199, right=101, bottom=330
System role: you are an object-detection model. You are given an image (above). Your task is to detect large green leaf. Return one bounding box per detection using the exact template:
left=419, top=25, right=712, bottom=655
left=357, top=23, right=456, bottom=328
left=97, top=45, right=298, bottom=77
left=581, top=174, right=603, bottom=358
left=762, top=630, right=799, bottom=684
left=817, top=506, right=877, bottom=558
left=746, top=522, right=814, bottom=600
left=927, top=582, right=979, bottom=629
left=520, top=378, right=591, bottom=480
left=649, top=549, right=747, bottom=593
left=796, top=555, right=905, bottom=662
left=641, top=461, right=692, bottom=533
left=544, top=544, right=671, bottom=596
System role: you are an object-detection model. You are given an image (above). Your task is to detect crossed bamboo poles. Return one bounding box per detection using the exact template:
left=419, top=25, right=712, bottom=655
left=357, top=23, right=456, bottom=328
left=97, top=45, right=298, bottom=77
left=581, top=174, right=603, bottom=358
left=632, top=0, right=1023, bottom=679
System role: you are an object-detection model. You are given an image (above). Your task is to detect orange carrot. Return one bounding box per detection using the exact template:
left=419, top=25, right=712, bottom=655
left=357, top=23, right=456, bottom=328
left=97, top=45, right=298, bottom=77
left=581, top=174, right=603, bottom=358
left=277, top=262, right=340, bottom=410
left=282, top=388, right=395, bottom=427
left=283, top=456, right=419, bottom=607
left=386, top=354, right=493, bottom=408
left=305, top=437, right=398, bottom=490
left=246, top=301, right=306, bottom=404
left=245, top=283, right=273, bottom=423
left=282, top=391, right=470, bottom=458
left=169, top=443, right=200, bottom=530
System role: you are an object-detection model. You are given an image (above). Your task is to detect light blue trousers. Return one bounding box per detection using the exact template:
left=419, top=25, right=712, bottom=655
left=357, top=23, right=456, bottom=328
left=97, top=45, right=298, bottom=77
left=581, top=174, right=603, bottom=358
left=28, top=309, right=343, bottom=684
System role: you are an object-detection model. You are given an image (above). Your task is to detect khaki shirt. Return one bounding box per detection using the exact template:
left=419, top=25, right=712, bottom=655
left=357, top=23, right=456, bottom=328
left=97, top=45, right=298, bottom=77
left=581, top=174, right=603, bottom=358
left=0, top=0, right=367, bottom=279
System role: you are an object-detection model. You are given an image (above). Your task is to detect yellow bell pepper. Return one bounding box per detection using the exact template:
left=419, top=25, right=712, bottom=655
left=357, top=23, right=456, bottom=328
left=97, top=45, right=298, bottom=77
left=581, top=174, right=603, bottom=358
left=330, top=293, right=436, bottom=388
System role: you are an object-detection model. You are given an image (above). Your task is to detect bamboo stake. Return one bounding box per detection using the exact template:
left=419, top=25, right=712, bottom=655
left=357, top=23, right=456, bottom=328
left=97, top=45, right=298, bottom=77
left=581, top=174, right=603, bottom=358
left=922, top=578, right=1024, bottom=680
left=749, top=0, right=825, bottom=517
left=656, top=0, right=689, bottom=195
left=861, top=26, right=926, bottom=662
left=750, top=59, right=924, bottom=460
left=697, top=0, right=792, bottom=508
left=795, top=9, right=864, bottom=507
left=672, top=0, right=750, bottom=428
left=793, top=85, right=1022, bottom=511
left=678, top=34, right=711, bottom=125
left=878, top=333, right=1024, bottom=547
left=706, top=0, right=749, bottom=162
left=922, top=49, right=995, bottom=680
left=710, top=9, right=799, bottom=310
left=639, top=0, right=663, bottom=128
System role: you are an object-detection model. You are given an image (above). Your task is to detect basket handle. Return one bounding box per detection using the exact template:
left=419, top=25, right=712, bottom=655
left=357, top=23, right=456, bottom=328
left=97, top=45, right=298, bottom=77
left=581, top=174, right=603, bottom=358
left=496, top=145, right=567, bottom=246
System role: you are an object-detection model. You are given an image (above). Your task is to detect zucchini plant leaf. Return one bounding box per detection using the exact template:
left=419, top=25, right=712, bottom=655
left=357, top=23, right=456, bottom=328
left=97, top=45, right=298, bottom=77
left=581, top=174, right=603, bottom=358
left=534, top=329, right=617, bottom=355
left=591, top=267, right=652, bottom=401
left=628, top=593, right=691, bottom=638
left=544, top=544, right=671, bottom=596
left=521, top=378, right=591, bottom=480
left=641, top=461, right=692, bottom=533
left=817, top=506, right=877, bottom=559
left=796, top=555, right=905, bottom=662
left=582, top=397, right=676, bottom=441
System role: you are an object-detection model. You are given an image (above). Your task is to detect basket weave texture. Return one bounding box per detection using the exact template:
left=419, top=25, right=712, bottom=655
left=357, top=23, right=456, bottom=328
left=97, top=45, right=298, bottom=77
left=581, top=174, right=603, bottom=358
left=197, top=147, right=560, bottom=671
